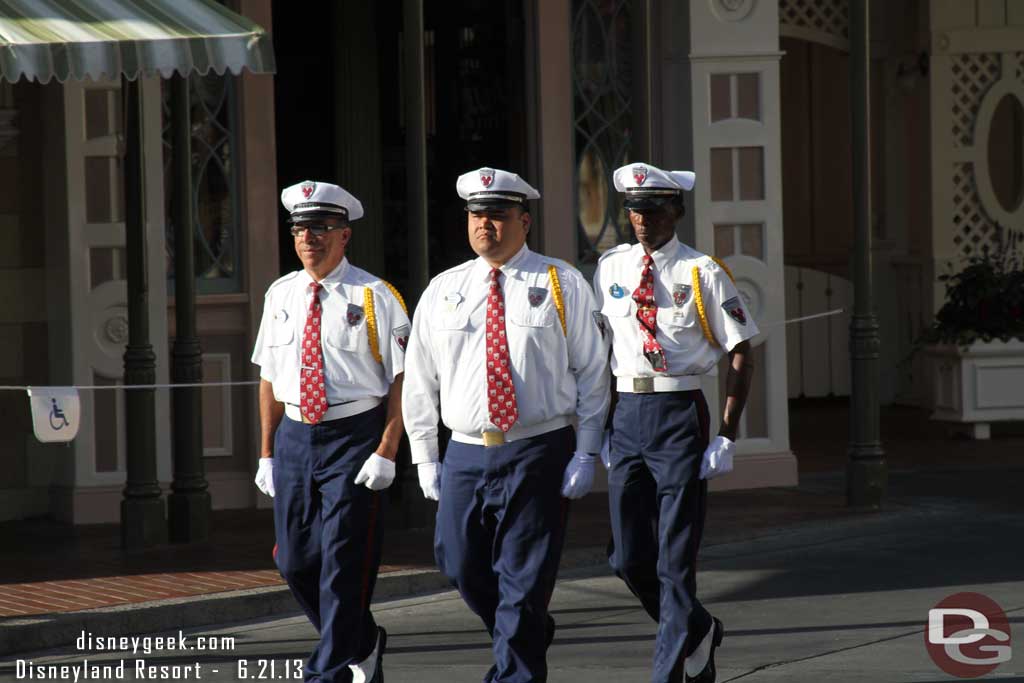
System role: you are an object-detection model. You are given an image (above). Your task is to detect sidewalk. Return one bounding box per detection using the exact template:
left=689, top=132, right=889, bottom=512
left=1, top=400, right=1021, bottom=657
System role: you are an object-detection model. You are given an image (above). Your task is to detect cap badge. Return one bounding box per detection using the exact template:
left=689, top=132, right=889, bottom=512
left=480, top=168, right=496, bottom=188
left=632, top=165, right=648, bottom=186
left=301, top=181, right=316, bottom=199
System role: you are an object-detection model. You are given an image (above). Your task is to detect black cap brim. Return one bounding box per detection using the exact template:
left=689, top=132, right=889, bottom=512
left=465, top=200, right=525, bottom=212
left=288, top=211, right=349, bottom=225
left=623, top=195, right=677, bottom=211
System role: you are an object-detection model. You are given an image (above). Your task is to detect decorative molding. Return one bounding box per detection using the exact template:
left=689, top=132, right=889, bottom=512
left=711, top=0, right=756, bottom=23
left=946, top=51, right=1024, bottom=258
left=104, top=315, right=129, bottom=344
left=202, top=352, right=233, bottom=458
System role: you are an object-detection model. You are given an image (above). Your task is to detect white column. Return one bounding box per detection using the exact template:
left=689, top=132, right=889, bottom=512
left=690, top=0, right=797, bottom=489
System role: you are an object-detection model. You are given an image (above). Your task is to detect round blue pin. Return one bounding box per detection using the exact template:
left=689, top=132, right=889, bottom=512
left=609, top=283, right=626, bottom=299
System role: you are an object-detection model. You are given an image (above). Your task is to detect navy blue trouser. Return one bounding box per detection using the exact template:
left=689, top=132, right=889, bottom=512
left=273, top=404, right=386, bottom=683
left=435, top=426, right=574, bottom=683
left=608, top=391, right=712, bottom=683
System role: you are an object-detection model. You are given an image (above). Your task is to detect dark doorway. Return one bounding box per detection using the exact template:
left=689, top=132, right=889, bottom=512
left=271, top=2, right=337, bottom=275
left=272, top=1, right=527, bottom=291
left=378, top=0, right=528, bottom=293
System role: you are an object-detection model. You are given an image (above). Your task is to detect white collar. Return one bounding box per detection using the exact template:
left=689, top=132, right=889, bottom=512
left=471, top=243, right=531, bottom=282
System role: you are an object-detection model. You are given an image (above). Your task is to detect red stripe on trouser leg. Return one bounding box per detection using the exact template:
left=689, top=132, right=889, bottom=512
left=272, top=543, right=278, bottom=560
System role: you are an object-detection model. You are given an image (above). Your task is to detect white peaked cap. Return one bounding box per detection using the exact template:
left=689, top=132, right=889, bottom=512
left=281, top=180, right=364, bottom=223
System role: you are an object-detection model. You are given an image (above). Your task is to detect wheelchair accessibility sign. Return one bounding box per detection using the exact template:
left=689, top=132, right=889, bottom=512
left=27, top=387, right=80, bottom=443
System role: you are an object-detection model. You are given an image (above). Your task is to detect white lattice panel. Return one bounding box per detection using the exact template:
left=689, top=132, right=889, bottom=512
left=950, top=53, right=1000, bottom=147
left=779, top=0, right=848, bottom=40
left=952, top=163, right=998, bottom=257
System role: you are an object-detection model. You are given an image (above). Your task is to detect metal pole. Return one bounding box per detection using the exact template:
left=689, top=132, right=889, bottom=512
left=168, top=74, right=211, bottom=543
left=404, top=0, right=429, bottom=299
left=847, top=0, right=886, bottom=508
left=121, top=76, right=166, bottom=549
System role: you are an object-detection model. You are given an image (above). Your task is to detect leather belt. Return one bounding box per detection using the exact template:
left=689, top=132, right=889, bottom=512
left=285, top=397, right=382, bottom=424
left=451, top=415, right=573, bottom=448
left=616, top=375, right=702, bottom=394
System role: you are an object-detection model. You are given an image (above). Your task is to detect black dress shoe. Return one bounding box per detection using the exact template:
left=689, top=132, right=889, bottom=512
left=370, top=627, right=387, bottom=683
left=686, top=617, right=723, bottom=683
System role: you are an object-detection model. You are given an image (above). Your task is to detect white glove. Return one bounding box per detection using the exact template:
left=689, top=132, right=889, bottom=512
left=700, top=436, right=735, bottom=480
left=560, top=451, right=596, bottom=499
left=255, top=457, right=275, bottom=497
left=599, top=430, right=611, bottom=470
left=354, top=453, right=396, bottom=491
left=417, top=462, right=441, bottom=501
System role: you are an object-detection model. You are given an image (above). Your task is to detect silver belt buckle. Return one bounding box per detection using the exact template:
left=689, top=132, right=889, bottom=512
left=482, top=431, right=506, bottom=447
left=632, top=377, right=655, bottom=393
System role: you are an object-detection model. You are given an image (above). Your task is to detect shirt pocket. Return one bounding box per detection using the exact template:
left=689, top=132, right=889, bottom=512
left=509, top=305, right=556, bottom=329
left=430, top=308, right=472, bottom=369
left=656, top=309, right=697, bottom=352
left=323, top=318, right=365, bottom=352
left=268, top=313, right=295, bottom=347
left=600, top=296, right=633, bottom=339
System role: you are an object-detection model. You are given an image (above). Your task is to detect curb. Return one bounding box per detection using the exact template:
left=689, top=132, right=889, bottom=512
left=0, top=547, right=610, bottom=659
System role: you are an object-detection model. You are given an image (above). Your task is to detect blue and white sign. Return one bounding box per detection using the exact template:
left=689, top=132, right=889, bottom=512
left=27, top=386, right=80, bottom=443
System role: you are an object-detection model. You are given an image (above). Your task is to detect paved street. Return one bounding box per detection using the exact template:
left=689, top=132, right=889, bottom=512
left=4, top=479, right=1022, bottom=683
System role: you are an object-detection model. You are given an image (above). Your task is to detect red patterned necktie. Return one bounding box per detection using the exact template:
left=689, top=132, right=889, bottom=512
left=633, top=254, right=667, bottom=372
left=486, top=268, right=518, bottom=432
left=299, top=281, right=328, bottom=424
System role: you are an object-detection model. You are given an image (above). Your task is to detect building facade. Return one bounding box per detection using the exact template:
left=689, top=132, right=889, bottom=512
left=2, top=0, right=1022, bottom=523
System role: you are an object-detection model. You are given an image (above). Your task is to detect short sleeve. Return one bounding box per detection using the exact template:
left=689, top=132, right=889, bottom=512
left=376, top=285, right=411, bottom=383
left=251, top=293, right=277, bottom=383
left=699, top=261, right=759, bottom=352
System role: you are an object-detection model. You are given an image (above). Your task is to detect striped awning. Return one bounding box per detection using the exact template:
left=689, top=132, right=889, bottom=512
left=0, top=0, right=275, bottom=83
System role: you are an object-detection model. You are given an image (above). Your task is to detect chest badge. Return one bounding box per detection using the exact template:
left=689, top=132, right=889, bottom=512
left=444, top=291, right=463, bottom=313
left=609, top=283, right=626, bottom=299
left=672, top=284, right=692, bottom=307
left=528, top=287, right=547, bottom=307
left=722, top=296, right=747, bottom=325
left=346, top=303, right=364, bottom=326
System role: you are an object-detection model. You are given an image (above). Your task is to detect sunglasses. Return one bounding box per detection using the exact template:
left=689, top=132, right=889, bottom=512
left=290, top=223, right=345, bottom=238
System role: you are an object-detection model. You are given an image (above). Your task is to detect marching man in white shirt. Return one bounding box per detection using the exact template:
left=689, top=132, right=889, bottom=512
left=251, top=181, right=410, bottom=683
left=593, top=164, right=758, bottom=683
left=402, top=168, right=610, bottom=683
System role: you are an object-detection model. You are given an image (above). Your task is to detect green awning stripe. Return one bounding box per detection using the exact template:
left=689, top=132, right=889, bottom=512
left=0, top=0, right=275, bottom=83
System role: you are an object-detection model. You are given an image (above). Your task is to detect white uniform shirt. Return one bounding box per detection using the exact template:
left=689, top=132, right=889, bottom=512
left=251, top=258, right=409, bottom=405
left=593, top=236, right=758, bottom=377
left=402, top=245, right=610, bottom=463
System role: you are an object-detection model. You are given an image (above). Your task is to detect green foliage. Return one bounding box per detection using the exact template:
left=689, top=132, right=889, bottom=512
left=919, top=227, right=1024, bottom=346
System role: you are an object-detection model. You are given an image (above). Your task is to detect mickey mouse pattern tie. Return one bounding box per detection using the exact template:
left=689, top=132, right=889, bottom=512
left=486, top=268, right=518, bottom=432
left=300, top=281, right=328, bottom=424
left=633, top=254, right=667, bottom=372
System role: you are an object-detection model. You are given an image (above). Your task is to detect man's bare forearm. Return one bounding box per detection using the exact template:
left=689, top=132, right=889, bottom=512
left=375, top=373, right=404, bottom=461
left=719, top=340, right=753, bottom=441
left=260, top=379, right=284, bottom=458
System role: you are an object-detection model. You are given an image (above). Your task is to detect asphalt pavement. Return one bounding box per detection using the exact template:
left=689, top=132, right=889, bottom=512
left=4, top=466, right=1022, bottom=682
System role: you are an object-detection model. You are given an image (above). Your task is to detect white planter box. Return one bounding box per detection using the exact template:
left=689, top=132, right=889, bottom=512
left=928, top=340, right=1024, bottom=439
